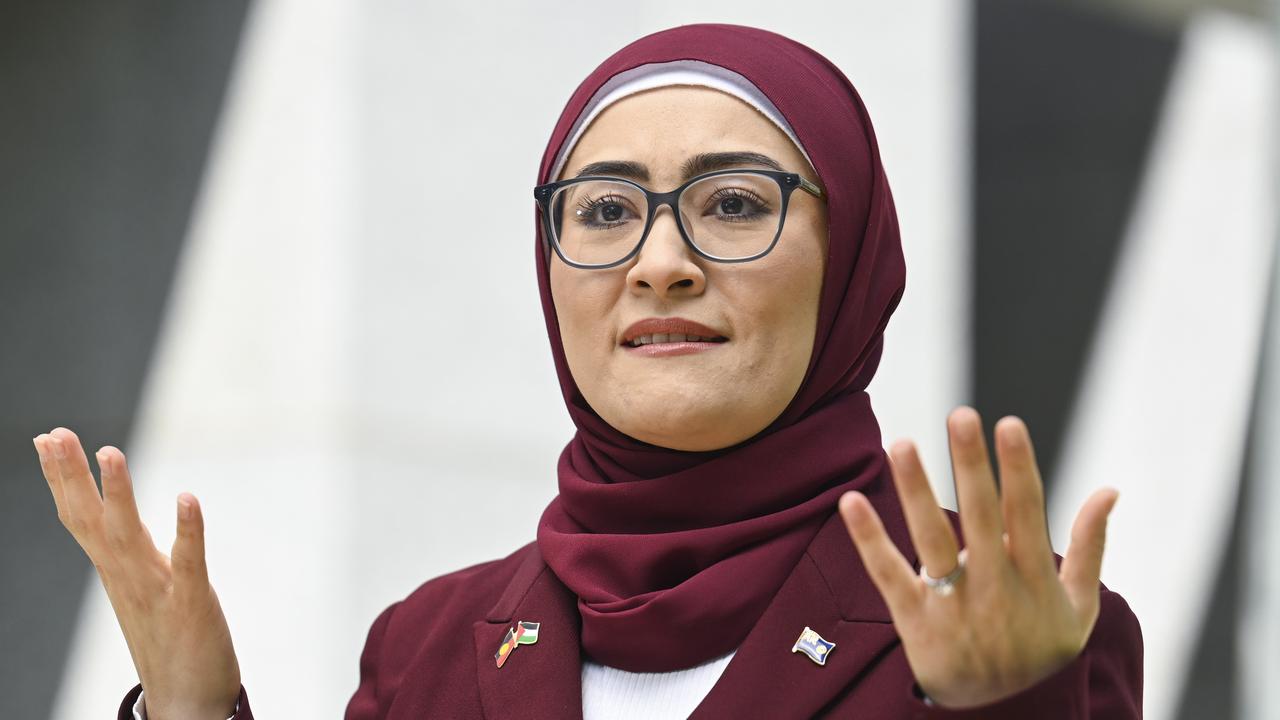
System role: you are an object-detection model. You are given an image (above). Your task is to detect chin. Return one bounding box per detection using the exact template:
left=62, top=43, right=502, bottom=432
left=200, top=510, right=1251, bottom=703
left=629, top=426, right=736, bottom=452
left=610, top=398, right=766, bottom=452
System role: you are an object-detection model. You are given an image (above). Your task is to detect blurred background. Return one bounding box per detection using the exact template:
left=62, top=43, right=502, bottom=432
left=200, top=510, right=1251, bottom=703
left=1, top=0, right=1275, bottom=717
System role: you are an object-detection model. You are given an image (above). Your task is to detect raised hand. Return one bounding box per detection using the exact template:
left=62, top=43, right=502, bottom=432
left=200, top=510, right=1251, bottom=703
left=838, top=406, right=1118, bottom=709
left=33, top=427, right=241, bottom=720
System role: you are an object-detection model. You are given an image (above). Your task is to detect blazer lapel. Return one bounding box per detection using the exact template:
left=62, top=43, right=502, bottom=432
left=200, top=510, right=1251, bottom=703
left=473, top=544, right=585, bottom=720
left=689, top=482, right=919, bottom=719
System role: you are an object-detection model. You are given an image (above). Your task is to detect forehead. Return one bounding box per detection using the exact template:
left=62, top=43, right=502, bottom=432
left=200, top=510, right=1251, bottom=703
left=559, top=85, right=812, bottom=184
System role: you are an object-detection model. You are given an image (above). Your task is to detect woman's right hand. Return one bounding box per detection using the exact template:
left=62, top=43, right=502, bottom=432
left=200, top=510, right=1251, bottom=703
left=33, top=427, right=241, bottom=720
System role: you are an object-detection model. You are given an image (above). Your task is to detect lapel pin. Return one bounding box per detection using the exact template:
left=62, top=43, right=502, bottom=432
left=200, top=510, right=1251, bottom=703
left=494, top=620, right=540, bottom=668
left=792, top=625, right=836, bottom=666
left=515, top=620, right=540, bottom=646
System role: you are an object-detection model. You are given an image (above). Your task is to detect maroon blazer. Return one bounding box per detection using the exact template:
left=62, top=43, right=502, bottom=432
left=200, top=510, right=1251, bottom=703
left=119, top=506, right=1143, bottom=719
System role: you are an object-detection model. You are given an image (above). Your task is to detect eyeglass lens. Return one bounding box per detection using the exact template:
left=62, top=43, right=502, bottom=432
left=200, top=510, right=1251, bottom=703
left=548, top=172, right=784, bottom=266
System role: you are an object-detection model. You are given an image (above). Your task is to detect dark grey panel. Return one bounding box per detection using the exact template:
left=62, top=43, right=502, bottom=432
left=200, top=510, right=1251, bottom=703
left=976, top=1, right=1244, bottom=716
left=974, top=0, right=1179, bottom=483
left=0, top=2, right=250, bottom=716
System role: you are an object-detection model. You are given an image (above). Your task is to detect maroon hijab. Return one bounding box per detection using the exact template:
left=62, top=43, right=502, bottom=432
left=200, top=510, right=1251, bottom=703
left=534, top=23, right=907, bottom=672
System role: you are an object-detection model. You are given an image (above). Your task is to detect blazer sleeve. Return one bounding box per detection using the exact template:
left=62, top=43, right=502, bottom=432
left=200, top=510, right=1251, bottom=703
left=905, top=588, right=1144, bottom=719
left=117, top=683, right=252, bottom=720
left=343, top=600, right=403, bottom=720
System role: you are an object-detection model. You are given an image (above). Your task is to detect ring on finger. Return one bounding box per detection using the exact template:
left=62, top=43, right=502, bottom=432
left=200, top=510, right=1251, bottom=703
left=919, top=547, right=967, bottom=597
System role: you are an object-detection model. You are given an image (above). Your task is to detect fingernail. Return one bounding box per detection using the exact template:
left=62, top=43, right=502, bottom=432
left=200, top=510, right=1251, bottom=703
left=178, top=497, right=192, bottom=520
left=50, top=437, right=66, bottom=460
left=33, top=437, right=45, bottom=460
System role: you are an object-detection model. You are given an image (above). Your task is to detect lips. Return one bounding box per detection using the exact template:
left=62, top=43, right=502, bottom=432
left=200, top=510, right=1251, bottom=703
left=621, top=317, right=729, bottom=347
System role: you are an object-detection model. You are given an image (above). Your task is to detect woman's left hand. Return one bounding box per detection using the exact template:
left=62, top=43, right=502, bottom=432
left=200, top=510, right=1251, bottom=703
left=838, top=405, right=1119, bottom=709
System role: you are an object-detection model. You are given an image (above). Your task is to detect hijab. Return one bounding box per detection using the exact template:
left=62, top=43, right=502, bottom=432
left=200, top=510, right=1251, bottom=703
left=534, top=22, right=907, bottom=673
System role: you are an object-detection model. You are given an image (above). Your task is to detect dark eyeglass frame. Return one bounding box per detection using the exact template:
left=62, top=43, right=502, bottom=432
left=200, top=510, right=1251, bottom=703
left=533, top=168, right=826, bottom=270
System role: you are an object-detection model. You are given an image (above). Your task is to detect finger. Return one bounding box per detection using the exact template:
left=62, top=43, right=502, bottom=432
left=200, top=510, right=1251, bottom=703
left=1060, top=488, right=1120, bottom=631
left=887, top=439, right=961, bottom=578
left=839, top=491, right=921, bottom=613
left=171, top=492, right=209, bottom=598
left=48, top=427, right=105, bottom=535
left=993, top=416, right=1055, bottom=578
left=97, top=446, right=149, bottom=553
left=34, top=434, right=70, bottom=521
left=947, top=406, right=1004, bottom=561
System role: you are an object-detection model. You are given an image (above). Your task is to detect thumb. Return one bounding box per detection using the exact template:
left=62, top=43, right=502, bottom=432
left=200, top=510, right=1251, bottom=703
left=171, top=492, right=209, bottom=596
left=1060, top=487, right=1119, bottom=633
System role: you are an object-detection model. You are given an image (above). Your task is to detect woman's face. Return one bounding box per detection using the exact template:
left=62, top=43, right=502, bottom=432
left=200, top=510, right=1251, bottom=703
left=550, top=85, right=828, bottom=452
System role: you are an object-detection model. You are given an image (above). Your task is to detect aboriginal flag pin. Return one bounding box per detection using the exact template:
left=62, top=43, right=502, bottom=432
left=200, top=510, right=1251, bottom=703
left=791, top=626, right=836, bottom=666
left=494, top=620, right=541, bottom=668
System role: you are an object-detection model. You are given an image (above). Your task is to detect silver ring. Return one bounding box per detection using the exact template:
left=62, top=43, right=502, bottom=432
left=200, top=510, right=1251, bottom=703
left=919, top=548, right=967, bottom=597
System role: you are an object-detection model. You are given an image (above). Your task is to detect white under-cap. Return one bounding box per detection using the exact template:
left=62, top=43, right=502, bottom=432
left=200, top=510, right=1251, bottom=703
left=549, top=59, right=814, bottom=183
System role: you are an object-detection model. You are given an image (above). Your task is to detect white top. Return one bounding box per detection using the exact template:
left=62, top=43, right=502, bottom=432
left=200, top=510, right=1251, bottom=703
left=581, top=649, right=736, bottom=720
left=132, top=649, right=737, bottom=720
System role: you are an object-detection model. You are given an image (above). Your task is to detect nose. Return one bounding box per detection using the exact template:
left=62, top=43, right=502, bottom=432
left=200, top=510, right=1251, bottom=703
left=626, top=203, right=706, bottom=300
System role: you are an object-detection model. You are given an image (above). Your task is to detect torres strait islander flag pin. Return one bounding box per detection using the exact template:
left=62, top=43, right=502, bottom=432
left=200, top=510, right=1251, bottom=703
left=791, top=625, right=836, bottom=666
left=494, top=620, right=541, bottom=668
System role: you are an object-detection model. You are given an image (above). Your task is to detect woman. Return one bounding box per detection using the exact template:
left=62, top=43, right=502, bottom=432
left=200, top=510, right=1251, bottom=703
left=32, top=22, right=1141, bottom=719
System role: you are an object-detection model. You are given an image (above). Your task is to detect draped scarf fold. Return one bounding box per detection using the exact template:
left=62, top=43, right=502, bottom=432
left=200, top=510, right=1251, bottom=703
left=534, top=23, right=907, bottom=672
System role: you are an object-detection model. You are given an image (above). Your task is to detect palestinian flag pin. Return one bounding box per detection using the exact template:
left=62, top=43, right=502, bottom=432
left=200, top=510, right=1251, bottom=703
left=494, top=620, right=540, bottom=668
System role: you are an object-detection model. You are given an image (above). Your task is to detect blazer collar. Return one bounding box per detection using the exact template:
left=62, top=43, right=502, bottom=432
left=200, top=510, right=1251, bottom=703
left=472, top=478, right=916, bottom=720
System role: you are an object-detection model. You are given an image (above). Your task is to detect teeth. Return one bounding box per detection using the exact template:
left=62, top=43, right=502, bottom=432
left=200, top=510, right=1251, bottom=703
left=628, top=333, right=715, bottom=346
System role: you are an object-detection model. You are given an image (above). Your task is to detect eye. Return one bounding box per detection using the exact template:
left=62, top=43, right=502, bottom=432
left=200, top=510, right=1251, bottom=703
left=574, top=194, right=639, bottom=229
left=703, top=186, right=773, bottom=223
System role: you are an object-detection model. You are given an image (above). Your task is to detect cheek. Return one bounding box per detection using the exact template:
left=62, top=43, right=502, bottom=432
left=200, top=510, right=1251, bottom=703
left=550, top=268, right=622, bottom=374
left=749, top=295, right=817, bottom=384
left=736, top=243, right=824, bottom=377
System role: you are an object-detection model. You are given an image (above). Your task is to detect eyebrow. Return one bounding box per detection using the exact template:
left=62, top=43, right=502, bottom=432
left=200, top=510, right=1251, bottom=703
left=572, top=151, right=786, bottom=183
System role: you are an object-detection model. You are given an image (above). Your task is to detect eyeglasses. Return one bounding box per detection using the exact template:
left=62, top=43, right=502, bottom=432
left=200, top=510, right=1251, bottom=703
left=533, top=168, right=825, bottom=269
